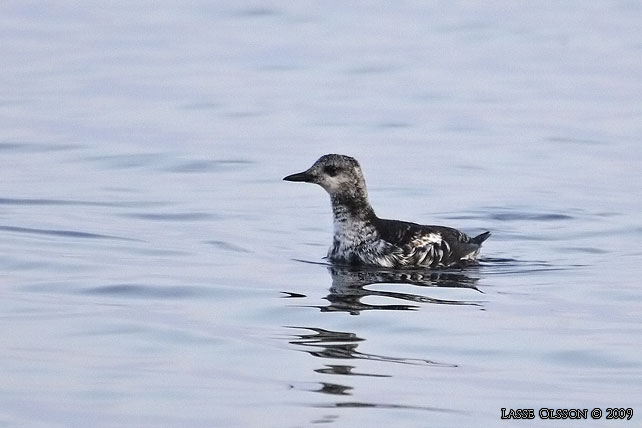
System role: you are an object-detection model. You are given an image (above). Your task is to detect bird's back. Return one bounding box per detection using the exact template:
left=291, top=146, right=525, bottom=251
left=373, top=217, right=490, bottom=268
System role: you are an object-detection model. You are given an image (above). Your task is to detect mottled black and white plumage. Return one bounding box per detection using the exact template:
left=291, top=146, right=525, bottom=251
left=283, top=154, right=491, bottom=269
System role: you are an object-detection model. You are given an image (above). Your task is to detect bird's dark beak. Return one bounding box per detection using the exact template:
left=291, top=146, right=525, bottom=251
left=283, top=170, right=314, bottom=182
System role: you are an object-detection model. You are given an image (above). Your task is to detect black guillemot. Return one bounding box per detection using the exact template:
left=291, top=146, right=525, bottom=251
left=283, top=154, right=491, bottom=269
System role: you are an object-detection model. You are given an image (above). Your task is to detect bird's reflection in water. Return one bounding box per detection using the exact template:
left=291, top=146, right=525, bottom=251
left=286, top=326, right=457, bottom=403
left=321, top=265, right=483, bottom=315
left=288, top=326, right=456, bottom=373
left=282, top=263, right=480, bottom=408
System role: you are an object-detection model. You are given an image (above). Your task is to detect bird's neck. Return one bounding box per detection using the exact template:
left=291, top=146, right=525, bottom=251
left=330, top=192, right=376, bottom=230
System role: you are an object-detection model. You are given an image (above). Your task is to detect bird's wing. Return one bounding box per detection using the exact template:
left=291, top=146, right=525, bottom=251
left=374, top=219, right=456, bottom=267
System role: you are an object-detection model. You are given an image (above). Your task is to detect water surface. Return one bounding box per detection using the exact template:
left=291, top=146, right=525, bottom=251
left=1, top=1, right=641, bottom=427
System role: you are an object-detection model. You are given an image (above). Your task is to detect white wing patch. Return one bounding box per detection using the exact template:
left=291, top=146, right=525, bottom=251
left=397, top=232, right=444, bottom=267
left=423, top=233, right=442, bottom=245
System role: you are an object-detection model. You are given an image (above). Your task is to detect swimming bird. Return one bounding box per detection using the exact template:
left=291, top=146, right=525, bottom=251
left=283, top=154, right=490, bottom=269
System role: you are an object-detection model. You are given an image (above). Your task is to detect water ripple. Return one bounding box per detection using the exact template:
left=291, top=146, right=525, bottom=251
left=81, top=153, right=165, bottom=169
left=315, top=401, right=464, bottom=414
left=0, top=142, right=82, bottom=152
left=232, top=6, right=282, bottom=18
left=445, top=211, right=574, bottom=221
left=0, top=225, right=140, bottom=242
left=205, top=240, right=251, bottom=253
left=478, top=257, right=573, bottom=275
left=165, top=159, right=254, bottom=173
left=0, top=197, right=162, bottom=208
left=124, top=212, right=215, bottom=221
left=81, top=283, right=214, bottom=299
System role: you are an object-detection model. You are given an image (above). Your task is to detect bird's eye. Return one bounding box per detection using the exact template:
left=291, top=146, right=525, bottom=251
left=324, top=165, right=339, bottom=177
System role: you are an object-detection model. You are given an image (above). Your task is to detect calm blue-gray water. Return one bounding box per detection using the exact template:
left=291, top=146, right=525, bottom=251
left=1, top=1, right=641, bottom=427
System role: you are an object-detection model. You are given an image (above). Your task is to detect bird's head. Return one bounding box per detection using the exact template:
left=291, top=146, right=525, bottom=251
left=283, top=154, right=367, bottom=199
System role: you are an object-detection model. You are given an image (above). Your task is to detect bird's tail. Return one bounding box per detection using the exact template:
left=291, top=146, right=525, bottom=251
left=471, top=231, right=491, bottom=245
